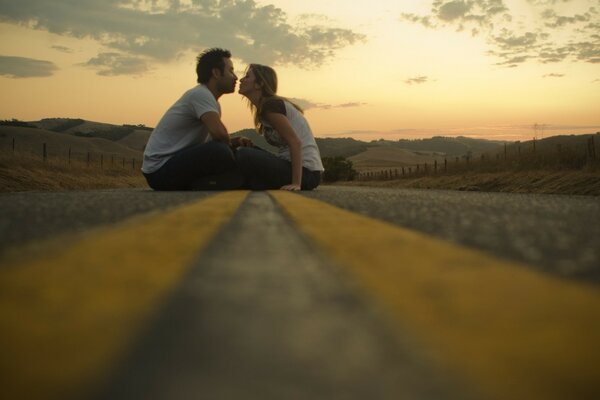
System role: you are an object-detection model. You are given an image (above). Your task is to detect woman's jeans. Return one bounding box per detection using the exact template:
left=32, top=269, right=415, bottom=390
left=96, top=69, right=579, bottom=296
left=143, top=141, right=243, bottom=190
left=236, top=147, right=321, bottom=190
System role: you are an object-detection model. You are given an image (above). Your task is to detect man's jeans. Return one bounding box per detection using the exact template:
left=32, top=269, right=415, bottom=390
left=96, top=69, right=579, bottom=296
left=143, top=141, right=243, bottom=190
left=236, top=147, right=321, bottom=190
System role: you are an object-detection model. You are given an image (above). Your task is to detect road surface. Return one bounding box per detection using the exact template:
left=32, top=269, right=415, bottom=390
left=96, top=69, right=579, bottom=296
left=0, top=186, right=599, bottom=400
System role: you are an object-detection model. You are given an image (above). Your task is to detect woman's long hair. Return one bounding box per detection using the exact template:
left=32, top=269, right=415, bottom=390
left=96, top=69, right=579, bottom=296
left=245, top=64, right=303, bottom=133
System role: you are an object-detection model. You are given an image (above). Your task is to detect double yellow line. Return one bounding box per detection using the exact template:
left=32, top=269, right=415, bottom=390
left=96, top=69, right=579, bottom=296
left=1, top=190, right=599, bottom=400
left=0, top=191, right=248, bottom=400
left=272, top=191, right=600, bottom=400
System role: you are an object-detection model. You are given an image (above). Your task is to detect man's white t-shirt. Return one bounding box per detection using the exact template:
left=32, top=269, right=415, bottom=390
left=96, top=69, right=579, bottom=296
left=142, top=84, right=220, bottom=174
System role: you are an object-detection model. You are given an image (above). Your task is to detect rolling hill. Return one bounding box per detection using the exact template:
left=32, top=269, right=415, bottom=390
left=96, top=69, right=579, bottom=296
left=348, top=147, right=447, bottom=172
left=6, top=117, right=590, bottom=173
left=0, top=125, right=142, bottom=160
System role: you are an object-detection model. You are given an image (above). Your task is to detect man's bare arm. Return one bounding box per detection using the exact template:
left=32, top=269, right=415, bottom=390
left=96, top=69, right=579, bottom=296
left=200, top=111, right=230, bottom=144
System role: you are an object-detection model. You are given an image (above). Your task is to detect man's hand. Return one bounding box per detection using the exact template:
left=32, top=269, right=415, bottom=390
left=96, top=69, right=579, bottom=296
left=230, top=136, right=254, bottom=149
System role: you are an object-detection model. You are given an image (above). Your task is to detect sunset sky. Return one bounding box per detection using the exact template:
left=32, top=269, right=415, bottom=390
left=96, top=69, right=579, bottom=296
left=0, top=0, right=599, bottom=141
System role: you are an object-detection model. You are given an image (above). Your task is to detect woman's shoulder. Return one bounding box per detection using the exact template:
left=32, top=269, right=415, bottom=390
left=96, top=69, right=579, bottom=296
left=262, top=97, right=286, bottom=116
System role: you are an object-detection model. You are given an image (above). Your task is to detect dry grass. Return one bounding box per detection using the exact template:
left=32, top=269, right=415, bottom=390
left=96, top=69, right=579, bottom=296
left=0, top=150, right=147, bottom=192
left=338, top=169, right=600, bottom=196
left=349, top=146, right=445, bottom=172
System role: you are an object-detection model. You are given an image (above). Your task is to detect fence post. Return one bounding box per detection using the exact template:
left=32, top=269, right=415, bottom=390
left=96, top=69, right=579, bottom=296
left=68, top=147, right=71, bottom=164
left=87, top=152, right=90, bottom=167
left=416, top=164, right=420, bottom=174
left=434, top=160, right=437, bottom=174
left=504, top=143, right=507, bottom=160
left=43, top=143, right=47, bottom=162
left=132, top=158, right=135, bottom=169
left=12, top=138, right=15, bottom=153
left=408, top=167, right=412, bottom=176
left=588, top=137, right=597, bottom=160
left=101, top=154, right=104, bottom=169
left=111, top=155, right=114, bottom=166
left=444, top=158, right=447, bottom=172
left=402, top=167, right=405, bottom=176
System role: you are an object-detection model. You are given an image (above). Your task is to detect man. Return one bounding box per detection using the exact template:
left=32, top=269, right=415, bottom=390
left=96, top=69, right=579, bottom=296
left=141, top=48, right=251, bottom=190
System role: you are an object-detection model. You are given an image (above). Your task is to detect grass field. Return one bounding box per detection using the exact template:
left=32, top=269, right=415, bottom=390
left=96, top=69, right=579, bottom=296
left=2, top=120, right=599, bottom=195
left=350, top=134, right=600, bottom=196
left=341, top=169, right=600, bottom=196
left=0, top=150, right=147, bottom=192
left=348, top=146, right=446, bottom=172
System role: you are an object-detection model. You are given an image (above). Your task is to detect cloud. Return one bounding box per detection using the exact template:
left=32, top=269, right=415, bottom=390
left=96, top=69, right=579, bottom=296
left=542, top=73, right=564, bottom=77
left=438, top=1, right=473, bottom=21
left=404, top=76, right=429, bottom=85
left=400, top=0, right=599, bottom=67
left=289, top=97, right=366, bottom=110
left=541, top=8, right=594, bottom=28
left=526, top=0, right=573, bottom=5
left=321, top=129, right=379, bottom=137
left=337, top=102, right=367, bottom=108
left=0, top=55, right=58, bottom=78
left=82, top=52, right=150, bottom=76
left=51, top=45, right=73, bottom=53
left=401, top=0, right=509, bottom=31
left=0, top=0, right=365, bottom=76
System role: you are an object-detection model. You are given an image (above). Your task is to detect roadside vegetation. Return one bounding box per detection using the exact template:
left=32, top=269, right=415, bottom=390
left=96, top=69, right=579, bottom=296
left=0, top=150, right=146, bottom=192
left=343, top=134, right=600, bottom=196
left=2, top=118, right=599, bottom=195
left=321, top=156, right=358, bottom=182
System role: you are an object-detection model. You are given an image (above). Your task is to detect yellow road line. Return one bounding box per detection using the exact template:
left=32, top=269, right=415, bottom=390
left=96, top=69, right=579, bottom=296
left=271, top=191, right=600, bottom=400
left=0, top=191, right=248, bottom=400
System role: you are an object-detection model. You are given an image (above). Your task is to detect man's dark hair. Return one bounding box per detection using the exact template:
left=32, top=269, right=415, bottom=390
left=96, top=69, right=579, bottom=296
left=196, top=48, right=231, bottom=84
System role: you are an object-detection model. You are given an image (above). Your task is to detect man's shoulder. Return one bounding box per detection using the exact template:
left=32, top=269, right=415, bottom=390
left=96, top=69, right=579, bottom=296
left=184, top=84, right=211, bottom=97
left=181, top=85, right=218, bottom=106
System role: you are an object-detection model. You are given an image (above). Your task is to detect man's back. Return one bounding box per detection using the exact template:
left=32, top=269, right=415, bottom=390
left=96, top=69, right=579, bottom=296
left=142, top=85, right=220, bottom=174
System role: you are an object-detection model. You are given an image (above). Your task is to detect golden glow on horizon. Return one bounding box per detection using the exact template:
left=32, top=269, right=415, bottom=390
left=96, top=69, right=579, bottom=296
left=0, top=1, right=599, bottom=141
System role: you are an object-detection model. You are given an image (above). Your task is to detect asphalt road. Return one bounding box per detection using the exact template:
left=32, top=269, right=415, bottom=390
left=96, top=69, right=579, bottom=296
left=1, top=186, right=599, bottom=400
left=303, top=186, right=600, bottom=283
left=0, top=189, right=209, bottom=254
left=2, top=186, right=598, bottom=282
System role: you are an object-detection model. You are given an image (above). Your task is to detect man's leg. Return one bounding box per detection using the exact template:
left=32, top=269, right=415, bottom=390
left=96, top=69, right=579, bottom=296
left=158, top=141, right=242, bottom=190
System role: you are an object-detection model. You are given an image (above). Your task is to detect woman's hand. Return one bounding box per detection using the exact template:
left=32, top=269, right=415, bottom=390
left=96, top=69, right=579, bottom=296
left=280, top=184, right=301, bottom=191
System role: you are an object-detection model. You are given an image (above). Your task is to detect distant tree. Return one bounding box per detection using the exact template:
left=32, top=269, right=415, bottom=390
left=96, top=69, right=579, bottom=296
left=50, top=118, right=85, bottom=132
left=0, top=119, right=36, bottom=128
left=123, top=123, right=153, bottom=131
left=321, top=156, right=357, bottom=182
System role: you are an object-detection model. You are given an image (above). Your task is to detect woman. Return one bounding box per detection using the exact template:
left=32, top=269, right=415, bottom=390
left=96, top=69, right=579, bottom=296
left=237, top=64, right=324, bottom=190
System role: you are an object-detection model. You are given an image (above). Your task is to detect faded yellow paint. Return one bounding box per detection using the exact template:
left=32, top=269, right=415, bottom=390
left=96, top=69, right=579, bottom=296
left=271, top=191, right=600, bottom=400
left=0, top=191, right=248, bottom=400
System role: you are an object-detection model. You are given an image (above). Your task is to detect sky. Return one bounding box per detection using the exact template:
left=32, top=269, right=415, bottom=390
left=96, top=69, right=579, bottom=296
left=0, top=0, right=599, bottom=141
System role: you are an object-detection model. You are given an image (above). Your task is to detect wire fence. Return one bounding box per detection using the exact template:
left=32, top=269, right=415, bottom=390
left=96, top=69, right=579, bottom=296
left=357, top=136, right=599, bottom=181
left=2, top=137, right=143, bottom=170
